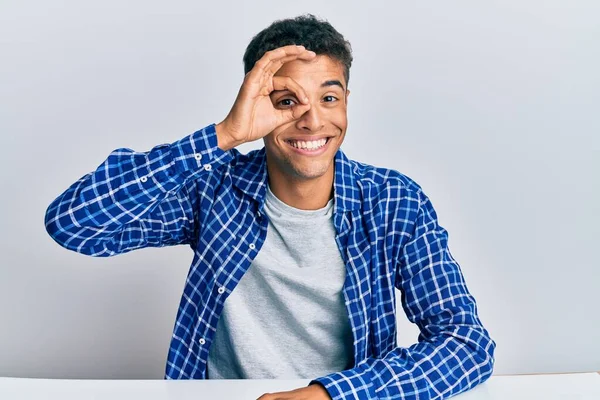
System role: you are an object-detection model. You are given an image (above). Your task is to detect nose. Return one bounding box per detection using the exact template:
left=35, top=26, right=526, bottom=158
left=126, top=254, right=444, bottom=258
left=295, top=103, right=324, bottom=132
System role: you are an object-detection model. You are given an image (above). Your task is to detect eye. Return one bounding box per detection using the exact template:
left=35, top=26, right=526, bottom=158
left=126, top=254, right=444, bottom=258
left=323, top=95, right=338, bottom=103
left=277, top=98, right=297, bottom=107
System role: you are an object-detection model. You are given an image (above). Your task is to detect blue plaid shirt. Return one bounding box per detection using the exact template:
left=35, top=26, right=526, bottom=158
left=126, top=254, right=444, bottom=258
left=45, top=123, right=495, bottom=399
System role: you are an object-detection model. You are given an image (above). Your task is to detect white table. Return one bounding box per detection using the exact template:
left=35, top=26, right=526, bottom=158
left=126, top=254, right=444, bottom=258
left=1, top=373, right=599, bottom=399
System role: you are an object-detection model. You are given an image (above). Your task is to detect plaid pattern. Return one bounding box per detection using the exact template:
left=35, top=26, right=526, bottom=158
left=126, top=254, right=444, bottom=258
left=45, top=123, right=495, bottom=399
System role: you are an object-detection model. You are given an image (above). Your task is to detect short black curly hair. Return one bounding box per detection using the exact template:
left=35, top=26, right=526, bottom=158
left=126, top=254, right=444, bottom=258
left=243, top=14, right=353, bottom=87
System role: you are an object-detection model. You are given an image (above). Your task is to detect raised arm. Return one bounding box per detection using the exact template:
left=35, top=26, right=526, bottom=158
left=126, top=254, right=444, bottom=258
left=44, top=44, right=318, bottom=258
left=44, top=124, right=234, bottom=256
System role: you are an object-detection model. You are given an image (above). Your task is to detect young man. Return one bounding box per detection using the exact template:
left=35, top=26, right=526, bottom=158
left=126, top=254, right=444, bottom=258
left=45, top=14, right=495, bottom=400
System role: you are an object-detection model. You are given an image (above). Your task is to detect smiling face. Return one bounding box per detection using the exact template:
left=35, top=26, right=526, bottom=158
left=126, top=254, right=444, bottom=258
left=263, top=55, right=350, bottom=182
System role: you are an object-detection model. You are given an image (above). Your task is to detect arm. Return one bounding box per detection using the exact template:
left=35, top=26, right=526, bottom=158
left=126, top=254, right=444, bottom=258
left=44, top=45, right=316, bottom=258
left=44, top=124, right=235, bottom=257
left=310, top=188, right=496, bottom=399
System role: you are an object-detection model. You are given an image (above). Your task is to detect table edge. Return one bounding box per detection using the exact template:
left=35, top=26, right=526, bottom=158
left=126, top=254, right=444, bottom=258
left=494, top=371, right=600, bottom=376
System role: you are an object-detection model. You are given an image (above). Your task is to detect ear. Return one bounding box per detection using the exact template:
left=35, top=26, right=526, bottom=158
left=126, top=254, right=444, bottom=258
left=345, top=89, right=350, bottom=104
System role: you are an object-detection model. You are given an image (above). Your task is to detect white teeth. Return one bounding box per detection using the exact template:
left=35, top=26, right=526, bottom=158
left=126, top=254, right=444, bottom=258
left=287, top=138, right=327, bottom=150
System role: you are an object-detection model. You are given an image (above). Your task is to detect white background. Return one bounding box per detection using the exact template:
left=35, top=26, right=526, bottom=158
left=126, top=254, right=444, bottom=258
left=1, top=0, right=598, bottom=379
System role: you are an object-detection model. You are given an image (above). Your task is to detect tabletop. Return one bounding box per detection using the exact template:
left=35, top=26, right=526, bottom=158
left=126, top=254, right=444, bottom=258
left=1, top=372, right=599, bottom=399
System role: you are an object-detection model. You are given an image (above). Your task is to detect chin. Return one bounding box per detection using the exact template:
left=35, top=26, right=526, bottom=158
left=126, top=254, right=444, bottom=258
left=287, top=159, right=332, bottom=180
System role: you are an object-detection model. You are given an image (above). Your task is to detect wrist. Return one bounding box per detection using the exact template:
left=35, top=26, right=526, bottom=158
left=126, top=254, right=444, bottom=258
left=215, top=120, right=242, bottom=151
left=309, top=382, right=331, bottom=399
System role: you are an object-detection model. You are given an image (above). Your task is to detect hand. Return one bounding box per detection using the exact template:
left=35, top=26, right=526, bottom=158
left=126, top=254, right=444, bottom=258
left=256, top=383, right=331, bottom=400
left=216, top=44, right=316, bottom=149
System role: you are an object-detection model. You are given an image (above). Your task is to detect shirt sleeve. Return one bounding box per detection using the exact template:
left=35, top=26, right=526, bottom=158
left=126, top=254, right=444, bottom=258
left=44, top=123, right=234, bottom=257
left=309, top=188, right=496, bottom=399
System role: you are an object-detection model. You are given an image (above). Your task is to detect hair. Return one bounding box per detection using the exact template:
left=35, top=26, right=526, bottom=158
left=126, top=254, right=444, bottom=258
left=243, top=14, right=353, bottom=87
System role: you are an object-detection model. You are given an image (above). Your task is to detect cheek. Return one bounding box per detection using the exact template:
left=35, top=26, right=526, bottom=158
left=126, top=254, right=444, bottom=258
left=271, top=125, right=289, bottom=142
left=326, top=108, right=348, bottom=131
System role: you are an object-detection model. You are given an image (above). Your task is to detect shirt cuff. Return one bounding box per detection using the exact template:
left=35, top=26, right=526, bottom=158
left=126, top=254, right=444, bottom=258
left=169, top=123, right=234, bottom=179
left=309, top=361, right=378, bottom=400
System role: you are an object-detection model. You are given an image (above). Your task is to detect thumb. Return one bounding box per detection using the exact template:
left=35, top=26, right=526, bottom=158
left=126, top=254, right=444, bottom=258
left=276, top=103, right=311, bottom=126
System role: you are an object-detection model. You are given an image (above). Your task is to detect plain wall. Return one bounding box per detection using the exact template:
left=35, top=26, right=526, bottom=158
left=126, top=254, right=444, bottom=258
left=1, top=0, right=598, bottom=379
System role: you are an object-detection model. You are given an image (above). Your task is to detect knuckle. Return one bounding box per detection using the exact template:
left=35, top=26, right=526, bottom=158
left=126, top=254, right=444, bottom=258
left=255, top=59, right=269, bottom=70
left=263, top=48, right=280, bottom=59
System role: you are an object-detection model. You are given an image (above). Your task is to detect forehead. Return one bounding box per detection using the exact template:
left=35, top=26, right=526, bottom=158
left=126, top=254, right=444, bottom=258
left=274, top=55, right=346, bottom=89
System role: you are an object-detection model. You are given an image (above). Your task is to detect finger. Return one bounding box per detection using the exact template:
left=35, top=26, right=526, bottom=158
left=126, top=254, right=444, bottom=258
left=264, top=50, right=316, bottom=76
left=251, top=46, right=303, bottom=75
left=243, top=47, right=315, bottom=99
left=250, top=46, right=315, bottom=80
left=272, top=76, right=309, bottom=104
left=262, top=44, right=309, bottom=64
left=264, top=46, right=316, bottom=73
left=276, top=102, right=311, bottom=126
left=253, top=51, right=315, bottom=96
left=256, top=390, right=289, bottom=400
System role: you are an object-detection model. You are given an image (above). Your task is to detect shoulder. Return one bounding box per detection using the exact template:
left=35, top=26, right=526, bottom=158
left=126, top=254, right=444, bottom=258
left=348, top=157, right=424, bottom=204
left=347, top=158, right=431, bottom=238
left=225, top=147, right=265, bottom=173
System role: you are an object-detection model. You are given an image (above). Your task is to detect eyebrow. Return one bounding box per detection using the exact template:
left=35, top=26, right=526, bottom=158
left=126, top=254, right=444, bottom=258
left=321, top=79, right=345, bottom=91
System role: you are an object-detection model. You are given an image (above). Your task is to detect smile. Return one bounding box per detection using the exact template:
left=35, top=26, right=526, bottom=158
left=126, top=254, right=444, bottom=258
left=284, top=138, right=331, bottom=156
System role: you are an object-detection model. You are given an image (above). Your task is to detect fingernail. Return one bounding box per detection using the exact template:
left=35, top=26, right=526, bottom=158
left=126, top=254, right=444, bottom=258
left=304, top=97, right=309, bottom=103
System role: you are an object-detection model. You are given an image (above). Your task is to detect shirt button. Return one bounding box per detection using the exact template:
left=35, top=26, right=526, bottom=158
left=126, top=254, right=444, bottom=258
left=140, top=176, right=148, bottom=182
left=204, top=164, right=212, bottom=171
left=194, top=153, right=202, bottom=161
left=199, top=338, right=206, bottom=345
left=249, top=243, right=256, bottom=250
left=257, top=211, right=262, bottom=218
left=217, top=286, right=225, bottom=294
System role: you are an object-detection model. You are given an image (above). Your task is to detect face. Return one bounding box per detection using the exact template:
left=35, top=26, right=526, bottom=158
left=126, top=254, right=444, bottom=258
left=263, top=55, right=350, bottom=181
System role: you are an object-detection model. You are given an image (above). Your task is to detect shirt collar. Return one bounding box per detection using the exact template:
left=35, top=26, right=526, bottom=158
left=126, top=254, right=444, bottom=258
left=231, top=147, right=360, bottom=213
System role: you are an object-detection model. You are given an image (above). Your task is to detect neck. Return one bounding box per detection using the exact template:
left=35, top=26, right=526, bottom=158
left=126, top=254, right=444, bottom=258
left=266, top=162, right=334, bottom=210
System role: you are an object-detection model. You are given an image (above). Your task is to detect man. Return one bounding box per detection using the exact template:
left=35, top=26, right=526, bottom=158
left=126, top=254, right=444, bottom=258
left=45, top=14, right=495, bottom=400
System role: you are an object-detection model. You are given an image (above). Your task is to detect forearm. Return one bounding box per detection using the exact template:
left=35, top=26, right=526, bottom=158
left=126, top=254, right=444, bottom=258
left=311, top=311, right=494, bottom=400
left=44, top=123, right=233, bottom=256
left=311, top=185, right=496, bottom=399
left=215, top=120, right=245, bottom=151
